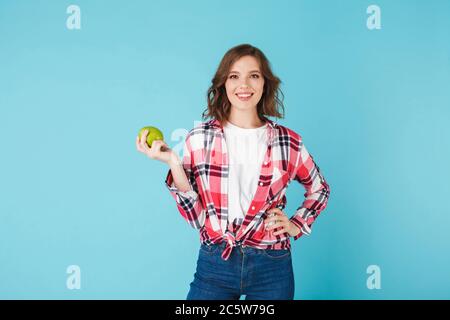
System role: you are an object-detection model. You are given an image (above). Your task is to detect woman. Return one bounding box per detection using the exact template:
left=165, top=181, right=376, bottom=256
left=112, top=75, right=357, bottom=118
left=136, top=44, right=331, bottom=300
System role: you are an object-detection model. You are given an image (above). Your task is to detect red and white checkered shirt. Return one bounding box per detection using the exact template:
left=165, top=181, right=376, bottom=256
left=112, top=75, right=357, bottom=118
left=165, top=117, right=331, bottom=261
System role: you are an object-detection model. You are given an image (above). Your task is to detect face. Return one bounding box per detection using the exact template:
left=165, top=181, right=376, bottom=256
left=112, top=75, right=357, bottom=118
left=225, top=55, right=265, bottom=112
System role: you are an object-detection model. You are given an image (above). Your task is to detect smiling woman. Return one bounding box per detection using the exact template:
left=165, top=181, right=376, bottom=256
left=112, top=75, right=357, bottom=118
left=138, top=43, right=331, bottom=300
left=226, top=56, right=265, bottom=114
left=202, top=44, right=285, bottom=128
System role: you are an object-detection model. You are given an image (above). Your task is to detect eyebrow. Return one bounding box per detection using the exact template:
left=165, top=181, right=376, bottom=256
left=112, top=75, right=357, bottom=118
left=229, top=70, right=261, bottom=74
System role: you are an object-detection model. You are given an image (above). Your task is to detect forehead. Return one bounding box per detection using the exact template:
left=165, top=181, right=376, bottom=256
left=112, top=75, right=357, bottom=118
left=229, top=55, right=261, bottom=72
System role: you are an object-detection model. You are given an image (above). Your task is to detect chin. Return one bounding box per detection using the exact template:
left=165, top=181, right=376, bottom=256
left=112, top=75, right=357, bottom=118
left=233, top=103, right=254, bottom=111
left=231, top=99, right=258, bottom=110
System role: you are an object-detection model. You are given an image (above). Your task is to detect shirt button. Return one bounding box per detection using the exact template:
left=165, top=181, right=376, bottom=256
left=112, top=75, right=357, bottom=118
left=259, top=182, right=263, bottom=186
left=264, top=161, right=268, bottom=165
left=269, top=200, right=273, bottom=204
left=251, top=206, right=255, bottom=210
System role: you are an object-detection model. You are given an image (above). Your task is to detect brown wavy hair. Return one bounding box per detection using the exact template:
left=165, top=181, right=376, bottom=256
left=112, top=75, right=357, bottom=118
left=202, top=44, right=285, bottom=126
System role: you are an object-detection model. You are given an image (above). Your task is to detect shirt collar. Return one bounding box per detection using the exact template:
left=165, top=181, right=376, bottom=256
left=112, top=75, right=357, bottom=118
left=208, top=117, right=279, bottom=131
left=207, top=116, right=279, bottom=147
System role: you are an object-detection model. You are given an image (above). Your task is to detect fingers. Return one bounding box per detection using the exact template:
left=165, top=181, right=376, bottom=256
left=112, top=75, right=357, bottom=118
left=265, top=220, right=288, bottom=236
left=136, top=130, right=151, bottom=154
left=136, top=131, right=171, bottom=162
left=273, top=227, right=288, bottom=236
left=151, top=140, right=164, bottom=151
left=267, top=208, right=284, bottom=215
left=266, top=220, right=284, bottom=230
left=139, top=130, right=151, bottom=153
left=265, top=216, right=289, bottom=228
left=135, top=135, right=143, bottom=152
left=139, top=129, right=147, bottom=145
left=264, top=208, right=291, bottom=235
left=264, top=210, right=287, bottom=224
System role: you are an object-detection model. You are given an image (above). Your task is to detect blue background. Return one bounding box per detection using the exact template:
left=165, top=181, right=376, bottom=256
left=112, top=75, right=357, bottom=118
left=1, top=0, right=449, bottom=299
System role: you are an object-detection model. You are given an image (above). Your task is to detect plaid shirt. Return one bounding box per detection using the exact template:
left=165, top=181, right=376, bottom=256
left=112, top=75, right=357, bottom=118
left=165, top=117, right=331, bottom=261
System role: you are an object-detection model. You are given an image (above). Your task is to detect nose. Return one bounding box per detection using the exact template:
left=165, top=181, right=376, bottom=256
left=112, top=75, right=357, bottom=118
left=239, top=81, right=251, bottom=89
left=238, top=77, right=252, bottom=88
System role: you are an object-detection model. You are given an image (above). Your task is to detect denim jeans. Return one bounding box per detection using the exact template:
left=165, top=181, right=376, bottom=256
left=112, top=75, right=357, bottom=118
left=186, top=241, right=295, bottom=300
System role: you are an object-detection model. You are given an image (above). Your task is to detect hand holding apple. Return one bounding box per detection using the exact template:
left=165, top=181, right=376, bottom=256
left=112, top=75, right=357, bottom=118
left=136, top=126, right=178, bottom=164
left=138, top=126, right=164, bottom=148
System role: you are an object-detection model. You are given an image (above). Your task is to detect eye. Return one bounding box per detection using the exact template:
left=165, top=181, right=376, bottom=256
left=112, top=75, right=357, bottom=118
left=229, top=74, right=238, bottom=79
left=251, top=74, right=260, bottom=79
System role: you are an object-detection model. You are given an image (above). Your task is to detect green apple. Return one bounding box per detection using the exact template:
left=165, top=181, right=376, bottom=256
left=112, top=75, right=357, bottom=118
left=138, top=126, right=164, bottom=148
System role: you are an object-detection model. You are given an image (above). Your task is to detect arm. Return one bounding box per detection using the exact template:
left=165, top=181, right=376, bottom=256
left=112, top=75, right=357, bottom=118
left=289, top=139, right=331, bottom=240
left=164, top=133, right=206, bottom=229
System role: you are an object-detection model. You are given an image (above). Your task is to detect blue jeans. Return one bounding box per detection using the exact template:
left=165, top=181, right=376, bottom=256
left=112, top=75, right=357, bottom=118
left=186, top=242, right=295, bottom=300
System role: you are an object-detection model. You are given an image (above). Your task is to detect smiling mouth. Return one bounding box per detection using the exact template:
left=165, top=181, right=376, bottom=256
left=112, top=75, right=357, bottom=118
left=236, top=93, right=254, bottom=101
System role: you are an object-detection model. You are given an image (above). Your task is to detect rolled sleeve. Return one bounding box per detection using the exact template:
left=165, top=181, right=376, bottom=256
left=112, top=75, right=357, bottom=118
left=289, top=139, right=331, bottom=240
left=164, top=133, right=206, bottom=229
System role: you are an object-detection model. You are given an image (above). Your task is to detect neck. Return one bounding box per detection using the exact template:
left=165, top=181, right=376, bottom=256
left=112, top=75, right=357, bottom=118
left=227, top=107, right=265, bottom=129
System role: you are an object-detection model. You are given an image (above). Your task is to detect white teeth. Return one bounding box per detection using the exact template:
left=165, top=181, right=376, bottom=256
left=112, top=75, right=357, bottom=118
left=236, top=93, right=252, bottom=97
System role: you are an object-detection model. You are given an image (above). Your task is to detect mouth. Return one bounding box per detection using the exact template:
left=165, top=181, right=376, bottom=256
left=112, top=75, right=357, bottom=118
left=235, top=92, right=254, bottom=101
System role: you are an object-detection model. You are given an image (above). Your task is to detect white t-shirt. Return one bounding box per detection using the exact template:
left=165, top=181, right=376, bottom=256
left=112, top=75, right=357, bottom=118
left=223, top=120, right=268, bottom=225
